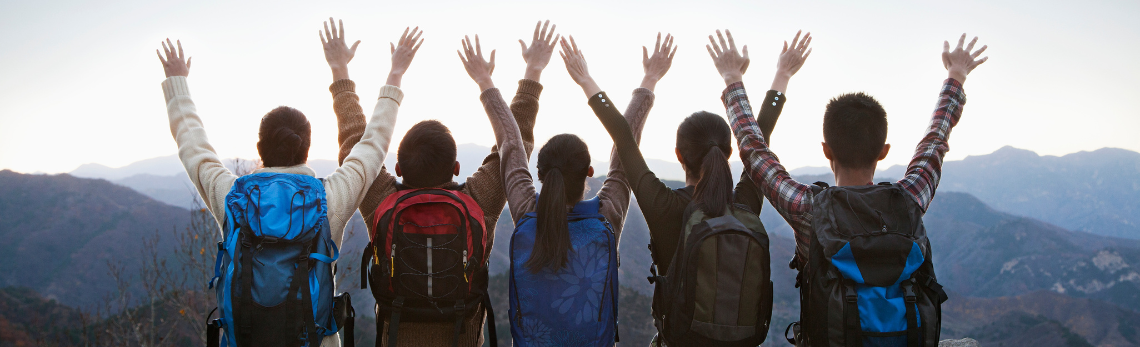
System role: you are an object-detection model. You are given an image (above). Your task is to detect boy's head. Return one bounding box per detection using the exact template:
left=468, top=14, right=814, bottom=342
left=395, top=120, right=459, bottom=188
left=822, top=92, right=891, bottom=170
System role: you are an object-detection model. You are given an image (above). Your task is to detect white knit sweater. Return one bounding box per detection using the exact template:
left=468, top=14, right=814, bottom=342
left=162, top=76, right=403, bottom=346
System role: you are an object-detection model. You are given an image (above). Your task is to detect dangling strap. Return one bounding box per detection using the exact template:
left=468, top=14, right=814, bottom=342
left=387, top=297, right=404, bottom=347
left=209, top=241, right=225, bottom=289
left=452, top=299, right=466, bottom=347
left=916, top=273, right=948, bottom=304
left=206, top=307, right=220, bottom=347
left=341, top=294, right=355, bottom=347
left=298, top=243, right=318, bottom=347
left=483, top=296, right=498, bottom=347
left=843, top=281, right=862, bottom=347
left=238, top=235, right=255, bottom=347
left=903, top=281, right=920, bottom=347
left=360, top=243, right=373, bottom=290
left=284, top=247, right=305, bottom=345
left=784, top=322, right=799, bottom=345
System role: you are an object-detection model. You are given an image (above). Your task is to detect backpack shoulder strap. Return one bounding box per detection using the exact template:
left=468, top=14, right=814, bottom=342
left=810, top=181, right=829, bottom=195
left=674, top=187, right=694, bottom=202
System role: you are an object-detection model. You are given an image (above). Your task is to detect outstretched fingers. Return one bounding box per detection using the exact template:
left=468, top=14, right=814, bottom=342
left=398, top=27, right=410, bottom=46
left=475, top=35, right=483, bottom=57
left=726, top=29, right=737, bottom=51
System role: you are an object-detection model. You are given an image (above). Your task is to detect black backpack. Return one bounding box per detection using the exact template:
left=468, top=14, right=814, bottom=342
left=786, top=182, right=948, bottom=347
left=650, top=190, right=773, bottom=347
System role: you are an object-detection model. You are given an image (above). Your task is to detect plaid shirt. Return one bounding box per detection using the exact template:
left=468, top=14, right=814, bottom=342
left=722, top=79, right=967, bottom=263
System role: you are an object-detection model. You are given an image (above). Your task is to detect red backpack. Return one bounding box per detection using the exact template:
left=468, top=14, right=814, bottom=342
left=359, top=188, right=496, bottom=347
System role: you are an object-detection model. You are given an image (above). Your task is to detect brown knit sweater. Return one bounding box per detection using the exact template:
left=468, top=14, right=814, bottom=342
left=331, top=79, right=540, bottom=346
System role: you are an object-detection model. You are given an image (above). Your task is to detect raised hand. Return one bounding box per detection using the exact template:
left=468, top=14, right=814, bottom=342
left=156, top=38, right=191, bottom=78
left=458, top=35, right=496, bottom=91
left=772, top=30, right=812, bottom=93
left=706, top=29, right=749, bottom=85
left=519, top=20, right=559, bottom=82
left=559, top=36, right=600, bottom=97
left=320, top=17, right=360, bottom=81
left=387, top=27, right=424, bottom=87
left=641, top=33, right=677, bottom=91
left=942, top=34, right=988, bottom=84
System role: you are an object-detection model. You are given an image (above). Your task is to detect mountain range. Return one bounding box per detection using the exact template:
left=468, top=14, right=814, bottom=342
left=73, top=145, right=1140, bottom=242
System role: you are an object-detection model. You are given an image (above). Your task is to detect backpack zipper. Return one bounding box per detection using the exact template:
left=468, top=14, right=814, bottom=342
left=390, top=247, right=396, bottom=278
left=462, top=250, right=469, bottom=283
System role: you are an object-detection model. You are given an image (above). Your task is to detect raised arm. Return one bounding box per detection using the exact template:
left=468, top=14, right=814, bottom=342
left=157, top=39, right=236, bottom=231
left=458, top=35, right=533, bottom=224
left=574, top=33, right=685, bottom=234
left=465, top=21, right=556, bottom=224
left=562, top=34, right=663, bottom=237
left=709, top=29, right=815, bottom=258
left=323, top=18, right=399, bottom=223
left=322, top=27, right=418, bottom=244
left=898, top=34, right=986, bottom=211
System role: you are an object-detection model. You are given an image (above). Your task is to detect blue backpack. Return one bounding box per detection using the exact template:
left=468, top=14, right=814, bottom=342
left=509, top=197, right=619, bottom=347
left=205, top=173, right=354, bottom=347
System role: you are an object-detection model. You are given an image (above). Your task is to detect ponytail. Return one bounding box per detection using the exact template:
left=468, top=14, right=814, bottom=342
left=677, top=111, right=734, bottom=217
left=528, top=167, right=572, bottom=272
left=527, top=134, right=590, bottom=273
left=693, top=146, right=733, bottom=217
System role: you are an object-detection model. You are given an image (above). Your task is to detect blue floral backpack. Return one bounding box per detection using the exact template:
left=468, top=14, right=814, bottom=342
left=205, top=173, right=354, bottom=347
left=508, top=197, right=620, bottom=347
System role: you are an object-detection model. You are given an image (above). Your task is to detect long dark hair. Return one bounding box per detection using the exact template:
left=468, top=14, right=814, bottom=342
left=527, top=134, right=590, bottom=273
left=676, top=111, right=733, bottom=217
left=257, top=106, right=311, bottom=167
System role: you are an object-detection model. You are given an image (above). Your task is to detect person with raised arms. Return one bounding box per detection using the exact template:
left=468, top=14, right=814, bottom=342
left=589, top=29, right=811, bottom=347
left=324, top=19, right=556, bottom=347
left=155, top=16, right=412, bottom=346
left=713, top=29, right=987, bottom=346
left=493, top=34, right=660, bottom=346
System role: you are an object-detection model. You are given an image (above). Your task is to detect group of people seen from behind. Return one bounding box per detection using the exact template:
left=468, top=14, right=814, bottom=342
left=155, top=17, right=987, bottom=347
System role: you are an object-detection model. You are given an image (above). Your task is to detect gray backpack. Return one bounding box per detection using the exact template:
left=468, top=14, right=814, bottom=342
left=650, top=197, right=773, bottom=347
left=786, top=182, right=948, bottom=347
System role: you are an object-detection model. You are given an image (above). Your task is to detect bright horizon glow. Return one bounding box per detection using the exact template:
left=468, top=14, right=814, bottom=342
left=1, top=0, right=1138, bottom=174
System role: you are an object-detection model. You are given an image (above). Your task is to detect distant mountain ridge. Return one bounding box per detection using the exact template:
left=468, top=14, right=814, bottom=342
left=0, top=170, right=188, bottom=309
left=67, top=146, right=1140, bottom=240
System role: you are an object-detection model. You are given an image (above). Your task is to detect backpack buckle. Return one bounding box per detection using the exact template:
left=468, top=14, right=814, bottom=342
left=260, top=235, right=280, bottom=244
left=902, top=282, right=917, bottom=303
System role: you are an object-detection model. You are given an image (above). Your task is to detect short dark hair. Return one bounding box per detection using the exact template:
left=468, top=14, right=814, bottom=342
left=823, top=92, right=888, bottom=169
left=257, top=106, right=311, bottom=167
left=397, top=120, right=457, bottom=187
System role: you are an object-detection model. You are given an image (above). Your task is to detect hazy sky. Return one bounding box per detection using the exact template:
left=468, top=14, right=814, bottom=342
left=1, top=0, right=1137, bottom=174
